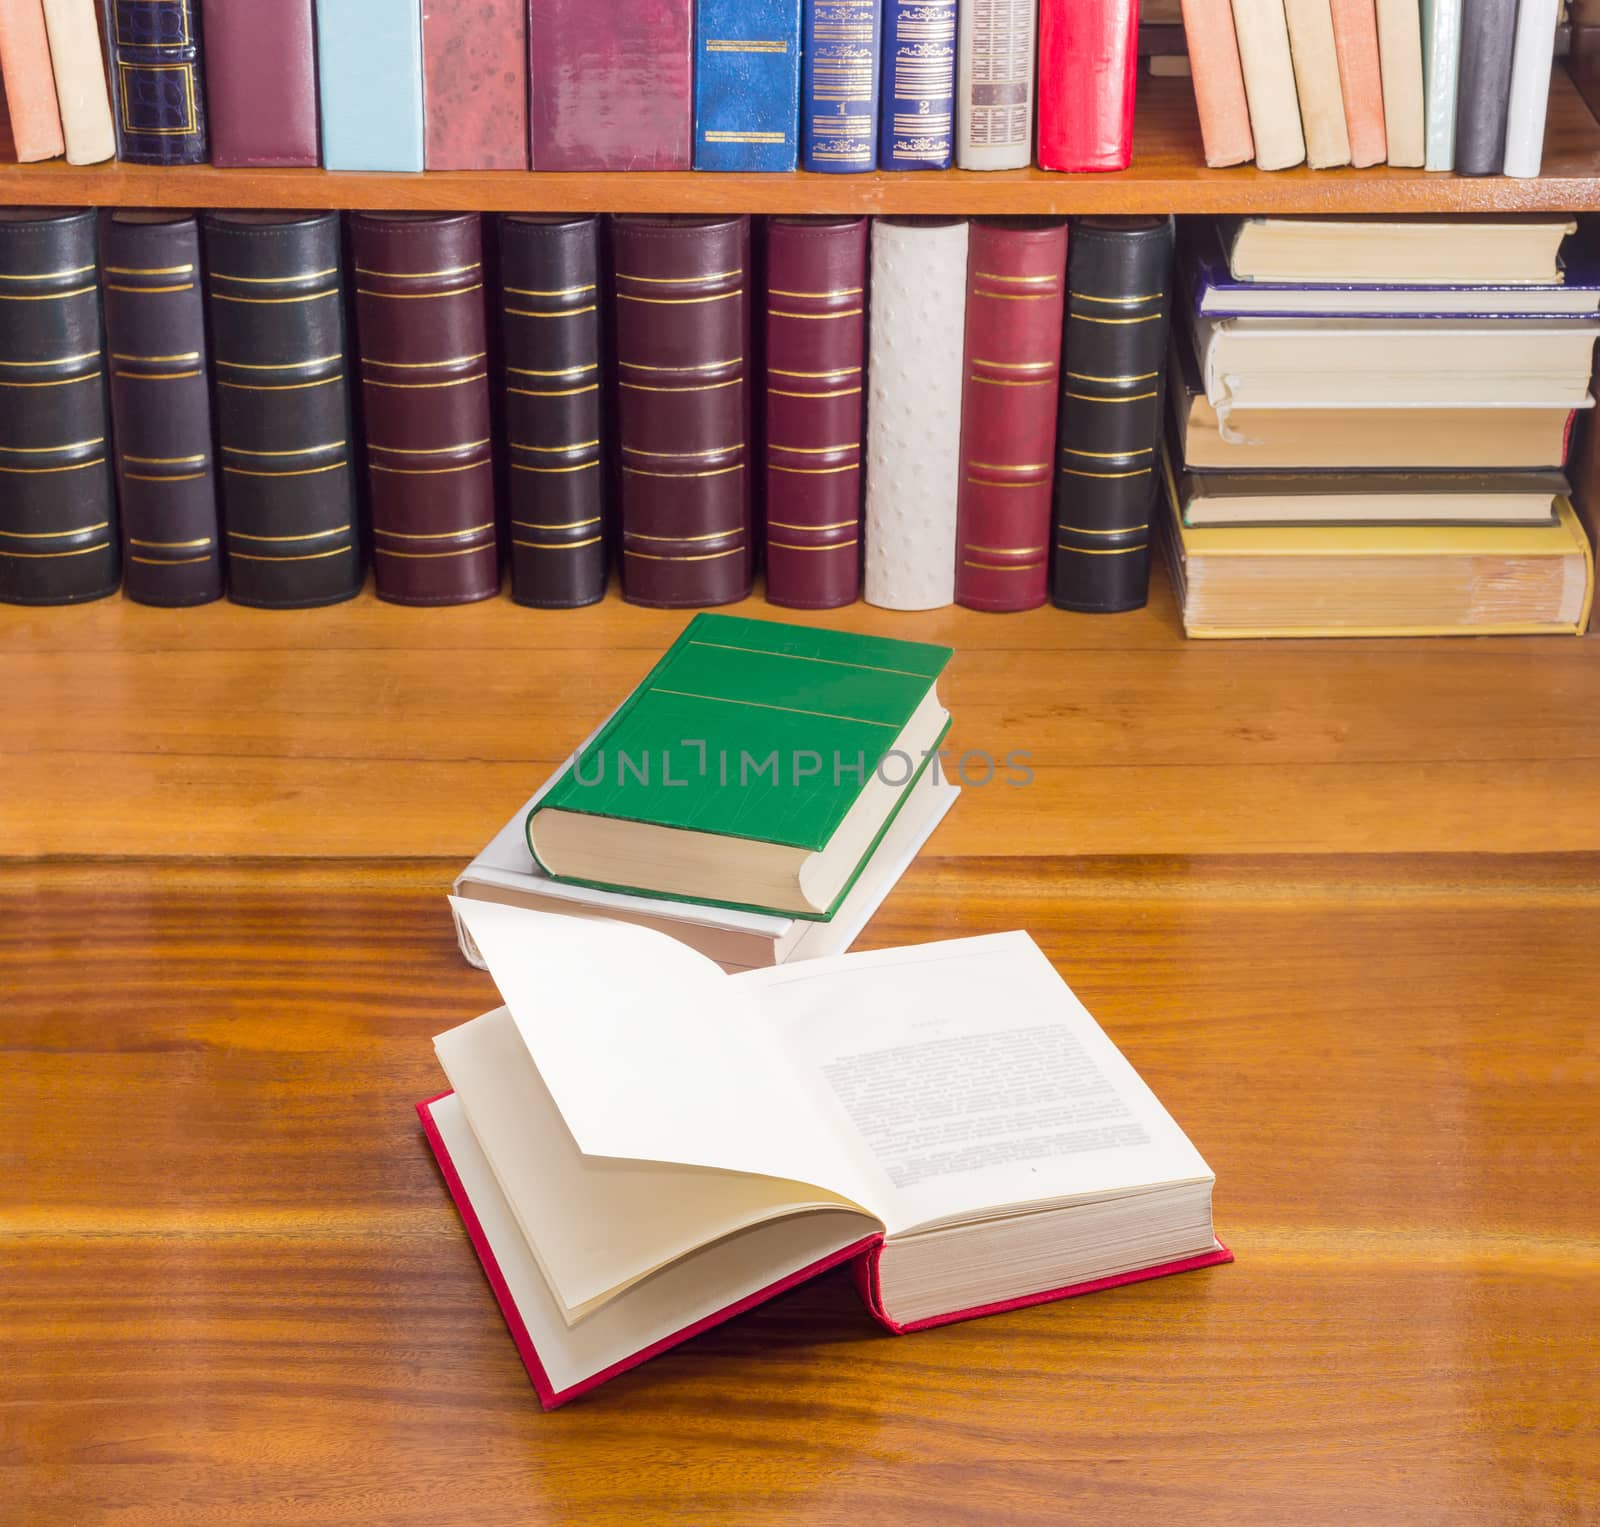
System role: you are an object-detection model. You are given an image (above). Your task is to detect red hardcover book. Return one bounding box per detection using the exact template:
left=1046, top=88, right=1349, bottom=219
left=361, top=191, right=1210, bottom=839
left=421, top=0, right=528, bottom=169
left=1178, top=0, right=1255, bottom=167
left=201, top=0, right=320, bottom=167
left=954, top=220, right=1068, bottom=613
left=528, top=0, right=692, bottom=171
left=1037, top=0, right=1141, bottom=171
left=763, top=216, right=868, bottom=611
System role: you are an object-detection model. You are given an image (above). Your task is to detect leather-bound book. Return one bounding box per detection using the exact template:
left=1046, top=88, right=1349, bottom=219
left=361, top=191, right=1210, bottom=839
left=102, top=211, right=220, bottom=607
left=953, top=220, right=1067, bottom=614
left=1036, top=0, right=1140, bottom=172
left=105, top=0, right=207, bottom=163
left=881, top=0, right=956, bottom=170
left=39, top=0, right=115, bottom=162
left=1051, top=216, right=1174, bottom=615
left=955, top=0, right=1036, bottom=170
left=529, top=0, right=692, bottom=171
left=1454, top=0, right=1516, bottom=175
left=316, top=0, right=424, bottom=172
left=421, top=0, right=527, bottom=169
left=864, top=217, right=969, bottom=611
left=763, top=215, right=867, bottom=610
left=0, top=0, right=65, bottom=160
left=1178, top=0, right=1253, bottom=168
left=351, top=213, right=499, bottom=607
left=200, top=0, right=319, bottom=166
left=693, top=0, right=802, bottom=172
left=802, top=0, right=882, bottom=172
left=499, top=214, right=606, bottom=610
left=0, top=208, right=118, bottom=606
left=611, top=215, right=752, bottom=610
left=204, top=212, right=361, bottom=610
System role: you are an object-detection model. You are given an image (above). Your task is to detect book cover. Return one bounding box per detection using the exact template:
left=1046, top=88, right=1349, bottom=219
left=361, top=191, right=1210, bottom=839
left=39, top=0, right=114, bottom=162
left=1327, top=0, right=1386, bottom=167
left=955, top=0, right=1036, bottom=169
left=1036, top=0, right=1141, bottom=172
left=694, top=0, right=802, bottom=172
left=420, top=0, right=527, bottom=169
left=1231, top=0, right=1306, bottom=169
left=0, top=0, right=64, bottom=159
left=200, top=0, right=320, bottom=166
left=1282, top=0, right=1351, bottom=167
left=105, top=0, right=206, bottom=163
left=1420, top=0, right=1460, bottom=170
left=1177, top=0, right=1253, bottom=167
left=1454, top=0, right=1516, bottom=175
left=315, top=0, right=424, bottom=172
left=803, top=0, right=883, bottom=172
left=1502, top=0, right=1558, bottom=179
left=1374, top=0, right=1425, bottom=165
left=879, top=0, right=955, bottom=169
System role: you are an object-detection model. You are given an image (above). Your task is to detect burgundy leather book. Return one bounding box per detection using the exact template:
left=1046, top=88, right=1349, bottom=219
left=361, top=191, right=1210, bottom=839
left=201, top=0, right=320, bottom=167
left=954, top=220, right=1069, bottom=613
left=762, top=216, right=867, bottom=610
left=611, top=215, right=752, bottom=609
left=421, top=0, right=528, bottom=169
left=528, top=0, right=692, bottom=171
left=499, top=214, right=606, bottom=609
left=350, top=213, right=500, bottom=607
left=102, top=212, right=222, bottom=607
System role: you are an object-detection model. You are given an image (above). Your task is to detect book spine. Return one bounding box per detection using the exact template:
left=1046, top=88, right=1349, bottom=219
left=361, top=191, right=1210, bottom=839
left=879, top=0, right=955, bottom=169
left=953, top=221, right=1067, bottom=614
left=315, top=0, right=424, bottom=172
left=420, top=0, right=527, bottom=169
left=802, top=0, right=883, bottom=173
left=1230, top=0, right=1305, bottom=168
left=104, top=0, right=207, bottom=163
left=101, top=215, right=221, bottom=607
left=1051, top=215, right=1174, bottom=615
left=1036, top=0, right=1140, bottom=172
left=1327, top=0, right=1387, bottom=167
left=1420, top=0, right=1461, bottom=170
left=39, top=0, right=115, bottom=162
left=529, top=0, right=693, bottom=171
left=0, top=0, right=66, bottom=160
left=199, top=0, right=318, bottom=166
left=0, top=209, right=118, bottom=606
left=499, top=214, right=607, bottom=610
left=1502, top=0, right=1558, bottom=178
left=204, top=212, right=361, bottom=609
left=955, top=0, right=1036, bottom=170
left=1283, top=0, right=1351, bottom=166
left=1177, top=0, right=1254, bottom=168
left=694, top=0, right=802, bottom=171
left=1454, top=0, right=1517, bottom=174
left=864, top=216, right=968, bottom=611
left=1374, top=0, right=1424, bottom=165
left=351, top=213, right=499, bottom=606
left=611, top=215, right=753, bottom=610
left=763, top=216, right=868, bottom=610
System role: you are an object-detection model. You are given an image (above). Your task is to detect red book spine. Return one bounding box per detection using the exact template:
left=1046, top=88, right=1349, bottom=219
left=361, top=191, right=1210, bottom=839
left=200, top=0, right=320, bottom=167
left=954, top=221, right=1068, bottom=614
left=1036, top=0, right=1141, bottom=171
left=422, top=0, right=528, bottom=169
left=763, top=216, right=867, bottom=610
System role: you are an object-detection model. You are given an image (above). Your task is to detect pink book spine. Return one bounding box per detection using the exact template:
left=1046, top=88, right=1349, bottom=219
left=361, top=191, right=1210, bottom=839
left=421, top=0, right=528, bottom=169
left=1178, top=0, right=1254, bottom=166
left=1328, top=0, right=1387, bottom=166
left=0, top=0, right=65, bottom=160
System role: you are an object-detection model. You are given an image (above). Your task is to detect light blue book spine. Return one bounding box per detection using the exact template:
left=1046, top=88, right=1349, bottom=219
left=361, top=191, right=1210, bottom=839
left=803, top=0, right=884, bottom=173
left=694, top=0, right=803, bottom=171
left=879, top=0, right=955, bottom=169
left=315, top=0, right=424, bottom=172
left=1420, top=0, right=1462, bottom=171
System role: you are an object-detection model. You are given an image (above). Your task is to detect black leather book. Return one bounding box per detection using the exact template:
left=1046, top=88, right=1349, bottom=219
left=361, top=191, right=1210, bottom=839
left=0, top=208, right=119, bottom=606
left=203, top=212, right=362, bottom=609
left=1051, top=215, right=1175, bottom=615
left=102, top=211, right=222, bottom=606
left=1455, top=0, right=1518, bottom=176
left=499, top=214, right=607, bottom=608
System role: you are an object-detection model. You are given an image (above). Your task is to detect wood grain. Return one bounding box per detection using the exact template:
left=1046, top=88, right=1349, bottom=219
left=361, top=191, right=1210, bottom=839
left=3, top=75, right=1600, bottom=212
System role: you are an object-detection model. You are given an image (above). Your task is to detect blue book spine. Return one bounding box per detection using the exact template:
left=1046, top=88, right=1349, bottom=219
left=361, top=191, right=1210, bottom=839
left=694, top=0, right=803, bottom=171
left=879, top=0, right=955, bottom=170
left=803, top=0, right=883, bottom=173
left=106, top=0, right=208, bottom=165
left=314, top=0, right=424, bottom=172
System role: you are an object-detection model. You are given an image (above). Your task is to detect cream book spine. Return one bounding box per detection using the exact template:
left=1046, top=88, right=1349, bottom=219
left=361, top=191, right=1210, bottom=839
left=955, top=0, right=1037, bottom=170
left=1501, top=0, right=1558, bottom=178
left=1230, top=0, right=1307, bottom=169
left=1283, top=0, right=1353, bottom=166
left=38, top=0, right=113, bottom=164
left=1375, top=0, right=1425, bottom=165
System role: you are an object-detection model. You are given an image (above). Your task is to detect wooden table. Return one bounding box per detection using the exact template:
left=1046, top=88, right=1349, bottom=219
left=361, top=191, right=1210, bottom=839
left=6, top=584, right=1599, bottom=1524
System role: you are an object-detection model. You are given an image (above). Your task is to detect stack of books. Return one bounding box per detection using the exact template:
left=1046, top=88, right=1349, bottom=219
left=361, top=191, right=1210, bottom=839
left=1162, top=214, right=1597, bottom=638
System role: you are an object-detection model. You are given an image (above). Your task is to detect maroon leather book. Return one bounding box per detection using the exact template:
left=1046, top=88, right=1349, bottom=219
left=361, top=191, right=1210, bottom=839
left=421, top=0, right=528, bottom=169
left=201, top=0, right=320, bottom=167
left=762, top=217, right=867, bottom=611
left=611, top=215, right=752, bottom=609
left=350, top=213, right=500, bottom=606
left=528, top=0, right=692, bottom=170
left=954, top=220, right=1069, bottom=613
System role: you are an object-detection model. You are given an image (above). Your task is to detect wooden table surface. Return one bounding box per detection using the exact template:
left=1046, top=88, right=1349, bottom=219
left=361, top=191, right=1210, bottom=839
left=5, top=583, right=1598, bottom=1524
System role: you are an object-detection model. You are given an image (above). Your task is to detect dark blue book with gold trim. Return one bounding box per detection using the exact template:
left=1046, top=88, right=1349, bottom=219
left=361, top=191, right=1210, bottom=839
left=105, top=0, right=208, bottom=164
left=694, top=0, right=802, bottom=171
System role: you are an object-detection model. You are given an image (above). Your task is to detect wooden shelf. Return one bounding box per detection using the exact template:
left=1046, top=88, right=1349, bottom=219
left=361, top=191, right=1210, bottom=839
left=5, top=75, right=1600, bottom=214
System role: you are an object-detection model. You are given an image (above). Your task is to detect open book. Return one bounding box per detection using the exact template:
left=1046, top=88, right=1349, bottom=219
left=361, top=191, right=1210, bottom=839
left=422, top=899, right=1232, bottom=1408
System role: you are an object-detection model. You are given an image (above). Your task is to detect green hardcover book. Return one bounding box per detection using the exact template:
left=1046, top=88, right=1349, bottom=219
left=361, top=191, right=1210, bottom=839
left=527, top=613, right=954, bottom=918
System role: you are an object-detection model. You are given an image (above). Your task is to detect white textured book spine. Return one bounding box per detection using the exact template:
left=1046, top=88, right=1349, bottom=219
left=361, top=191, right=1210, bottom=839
left=1421, top=0, right=1462, bottom=169
left=1282, top=0, right=1352, bottom=166
left=1375, top=0, right=1425, bottom=165
left=1502, top=0, right=1558, bottom=178
left=38, top=0, right=114, bottom=164
left=1231, top=0, right=1307, bottom=169
left=865, top=218, right=969, bottom=611
left=955, top=0, right=1037, bottom=170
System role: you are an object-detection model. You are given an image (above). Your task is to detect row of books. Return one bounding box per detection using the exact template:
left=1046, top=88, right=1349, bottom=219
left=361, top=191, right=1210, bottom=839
left=1181, top=0, right=1560, bottom=174
left=1162, top=214, right=1596, bottom=636
left=0, top=0, right=1143, bottom=174
left=0, top=206, right=1174, bottom=618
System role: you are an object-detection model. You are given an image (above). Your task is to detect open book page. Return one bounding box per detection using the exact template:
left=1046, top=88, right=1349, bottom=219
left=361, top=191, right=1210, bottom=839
left=737, top=932, right=1215, bottom=1237
left=435, top=1008, right=876, bottom=1322
left=449, top=898, right=871, bottom=1201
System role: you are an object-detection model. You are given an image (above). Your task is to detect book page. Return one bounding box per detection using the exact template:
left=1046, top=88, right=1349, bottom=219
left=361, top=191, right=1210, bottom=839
left=739, top=932, right=1215, bottom=1236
